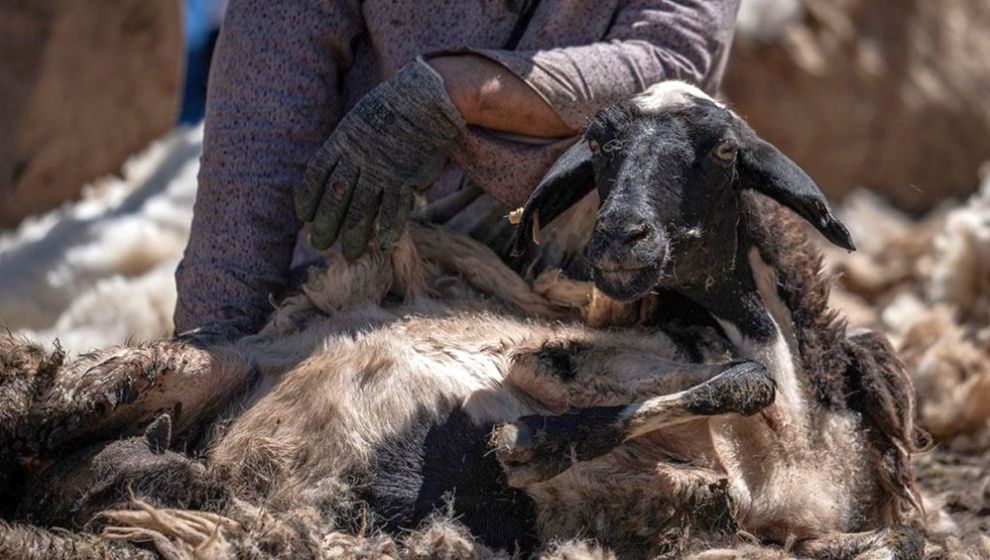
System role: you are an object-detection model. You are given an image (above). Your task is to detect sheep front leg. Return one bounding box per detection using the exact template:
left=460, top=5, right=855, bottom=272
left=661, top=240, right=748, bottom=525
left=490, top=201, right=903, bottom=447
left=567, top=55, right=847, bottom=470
left=494, top=360, right=774, bottom=487
left=506, top=337, right=738, bottom=411
left=4, top=338, right=252, bottom=456
left=793, top=526, right=926, bottom=559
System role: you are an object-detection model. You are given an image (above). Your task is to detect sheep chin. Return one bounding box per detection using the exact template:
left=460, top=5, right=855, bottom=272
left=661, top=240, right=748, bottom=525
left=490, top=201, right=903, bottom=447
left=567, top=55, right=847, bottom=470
left=591, top=263, right=661, bottom=302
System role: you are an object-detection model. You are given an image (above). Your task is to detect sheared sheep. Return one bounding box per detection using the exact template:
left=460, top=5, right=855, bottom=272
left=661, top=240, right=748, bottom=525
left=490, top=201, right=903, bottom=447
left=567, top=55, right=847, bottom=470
left=0, top=82, right=926, bottom=559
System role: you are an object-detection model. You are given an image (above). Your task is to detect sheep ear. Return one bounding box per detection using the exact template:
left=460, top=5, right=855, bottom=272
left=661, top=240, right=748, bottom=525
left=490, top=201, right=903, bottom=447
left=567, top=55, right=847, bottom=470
left=143, top=413, right=172, bottom=454
left=511, top=140, right=596, bottom=256
left=738, top=134, right=856, bottom=251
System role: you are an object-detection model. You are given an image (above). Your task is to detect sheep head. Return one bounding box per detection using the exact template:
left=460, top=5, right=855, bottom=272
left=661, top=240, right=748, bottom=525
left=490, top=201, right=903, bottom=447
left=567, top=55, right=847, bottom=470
left=514, top=81, right=855, bottom=302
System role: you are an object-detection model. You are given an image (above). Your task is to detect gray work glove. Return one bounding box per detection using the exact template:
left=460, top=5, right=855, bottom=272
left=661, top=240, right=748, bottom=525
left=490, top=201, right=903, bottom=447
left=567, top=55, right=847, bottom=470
left=295, top=58, right=465, bottom=259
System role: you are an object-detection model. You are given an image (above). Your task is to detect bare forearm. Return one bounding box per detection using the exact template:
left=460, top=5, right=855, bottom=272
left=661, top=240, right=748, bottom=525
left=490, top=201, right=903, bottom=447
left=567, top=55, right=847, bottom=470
left=428, top=55, right=575, bottom=139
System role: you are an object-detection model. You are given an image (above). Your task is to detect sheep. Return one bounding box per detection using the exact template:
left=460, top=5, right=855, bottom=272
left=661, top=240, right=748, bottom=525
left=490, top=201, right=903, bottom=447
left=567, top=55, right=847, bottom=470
left=0, top=81, right=925, bottom=559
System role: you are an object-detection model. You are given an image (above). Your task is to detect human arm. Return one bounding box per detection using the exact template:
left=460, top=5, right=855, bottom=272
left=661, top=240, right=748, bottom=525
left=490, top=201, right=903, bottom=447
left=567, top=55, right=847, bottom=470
left=292, top=52, right=576, bottom=257
left=427, top=55, right=575, bottom=139
left=431, top=0, right=742, bottom=138
left=444, top=0, right=741, bottom=206
left=295, top=0, right=740, bottom=258
left=174, top=0, right=364, bottom=338
left=460, top=0, right=741, bottom=131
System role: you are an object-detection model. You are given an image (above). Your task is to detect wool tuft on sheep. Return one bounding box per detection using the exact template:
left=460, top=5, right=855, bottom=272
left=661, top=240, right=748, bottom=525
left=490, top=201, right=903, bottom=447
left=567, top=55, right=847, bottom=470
left=0, top=82, right=928, bottom=559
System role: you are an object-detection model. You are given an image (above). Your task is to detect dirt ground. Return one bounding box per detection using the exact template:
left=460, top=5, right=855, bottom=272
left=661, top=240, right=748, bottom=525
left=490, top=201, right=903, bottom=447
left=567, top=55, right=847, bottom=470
left=916, top=444, right=990, bottom=555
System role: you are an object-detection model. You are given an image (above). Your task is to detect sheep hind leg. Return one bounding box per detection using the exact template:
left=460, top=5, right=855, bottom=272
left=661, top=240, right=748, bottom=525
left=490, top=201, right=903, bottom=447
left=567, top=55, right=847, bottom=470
left=494, top=360, right=775, bottom=488
left=0, top=521, right=157, bottom=560
left=0, top=336, right=66, bottom=507
left=3, top=338, right=252, bottom=456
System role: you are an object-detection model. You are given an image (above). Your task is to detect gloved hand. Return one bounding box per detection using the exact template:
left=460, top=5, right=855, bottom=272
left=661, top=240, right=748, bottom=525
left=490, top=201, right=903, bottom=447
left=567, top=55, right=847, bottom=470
left=295, top=57, right=465, bottom=259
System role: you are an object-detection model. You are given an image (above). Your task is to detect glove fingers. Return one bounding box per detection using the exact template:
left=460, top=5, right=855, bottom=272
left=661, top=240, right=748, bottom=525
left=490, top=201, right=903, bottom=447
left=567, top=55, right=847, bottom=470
left=340, top=176, right=382, bottom=261
left=296, top=145, right=339, bottom=222
left=377, top=186, right=414, bottom=254
left=310, top=163, right=359, bottom=250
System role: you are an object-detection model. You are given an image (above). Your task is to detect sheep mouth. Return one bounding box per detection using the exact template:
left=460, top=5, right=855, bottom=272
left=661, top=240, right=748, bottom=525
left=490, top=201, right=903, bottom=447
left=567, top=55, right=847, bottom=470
left=591, top=263, right=662, bottom=302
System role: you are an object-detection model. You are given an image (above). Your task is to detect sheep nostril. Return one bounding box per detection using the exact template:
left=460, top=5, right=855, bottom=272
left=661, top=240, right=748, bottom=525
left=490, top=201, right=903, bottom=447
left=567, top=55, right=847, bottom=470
left=625, top=222, right=653, bottom=244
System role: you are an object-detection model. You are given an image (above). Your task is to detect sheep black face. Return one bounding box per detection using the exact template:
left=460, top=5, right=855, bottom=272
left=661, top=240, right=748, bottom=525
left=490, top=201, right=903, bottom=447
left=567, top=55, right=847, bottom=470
left=514, top=81, right=855, bottom=302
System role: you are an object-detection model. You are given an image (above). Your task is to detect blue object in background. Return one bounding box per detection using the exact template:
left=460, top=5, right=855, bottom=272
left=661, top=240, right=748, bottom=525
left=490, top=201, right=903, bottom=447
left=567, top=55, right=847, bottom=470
left=178, top=0, right=225, bottom=124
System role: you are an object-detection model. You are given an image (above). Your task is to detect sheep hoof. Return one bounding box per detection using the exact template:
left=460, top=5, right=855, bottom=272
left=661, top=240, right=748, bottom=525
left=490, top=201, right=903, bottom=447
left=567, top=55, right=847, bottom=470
left=682, top=360, right=775, bottom=417
left=493, top=423, right=543, bottom=488
left=494, top=406, right=626, bottom=488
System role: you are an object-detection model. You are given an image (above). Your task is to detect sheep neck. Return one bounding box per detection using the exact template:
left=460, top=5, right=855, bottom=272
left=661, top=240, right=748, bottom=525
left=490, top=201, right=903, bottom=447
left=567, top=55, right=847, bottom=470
left=677, top=233, right=809, bottom=436
left=678, top=231, right=776, bottom=343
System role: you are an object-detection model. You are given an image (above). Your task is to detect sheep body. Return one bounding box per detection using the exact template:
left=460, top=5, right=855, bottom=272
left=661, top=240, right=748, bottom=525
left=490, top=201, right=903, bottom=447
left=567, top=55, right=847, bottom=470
left=0, top=84, right=924, bottom=558
left=2, top=217, right=915, bottom=558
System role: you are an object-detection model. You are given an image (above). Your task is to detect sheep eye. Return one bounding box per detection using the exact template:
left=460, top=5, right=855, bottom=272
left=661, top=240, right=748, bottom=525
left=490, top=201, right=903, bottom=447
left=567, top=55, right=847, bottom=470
left=588, top=138, right=601, bottom=154
left=713, top=140, right=737, bottom=162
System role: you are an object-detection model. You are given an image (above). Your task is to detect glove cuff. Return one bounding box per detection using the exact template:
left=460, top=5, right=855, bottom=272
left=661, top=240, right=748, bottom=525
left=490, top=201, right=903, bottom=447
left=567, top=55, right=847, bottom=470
left=403, top=56, right=468, bottom=139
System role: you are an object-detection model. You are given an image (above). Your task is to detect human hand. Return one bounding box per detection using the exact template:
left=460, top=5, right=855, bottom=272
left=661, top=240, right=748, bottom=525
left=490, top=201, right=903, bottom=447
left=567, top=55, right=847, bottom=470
left=295, top=58, right=464, bottom=259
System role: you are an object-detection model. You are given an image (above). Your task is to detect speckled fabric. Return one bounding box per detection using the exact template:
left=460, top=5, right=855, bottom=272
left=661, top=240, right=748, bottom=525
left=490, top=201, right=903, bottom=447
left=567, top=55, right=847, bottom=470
left=175, top=0, right=741, bottom=337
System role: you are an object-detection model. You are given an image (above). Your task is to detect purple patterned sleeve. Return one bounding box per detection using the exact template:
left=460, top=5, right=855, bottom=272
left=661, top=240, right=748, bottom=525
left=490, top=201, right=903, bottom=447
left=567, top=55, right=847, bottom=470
left=449, top=0, right=740, bottom=207
left=174, top=0, right=739, bottom=336
left=472, top=0, right=741, bottom=129
left=174, top=0, right=364, bottom=337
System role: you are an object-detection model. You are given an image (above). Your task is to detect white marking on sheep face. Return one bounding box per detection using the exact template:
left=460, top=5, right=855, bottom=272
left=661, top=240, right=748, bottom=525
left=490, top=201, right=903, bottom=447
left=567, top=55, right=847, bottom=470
left=630, top=81, right=725, bottom=113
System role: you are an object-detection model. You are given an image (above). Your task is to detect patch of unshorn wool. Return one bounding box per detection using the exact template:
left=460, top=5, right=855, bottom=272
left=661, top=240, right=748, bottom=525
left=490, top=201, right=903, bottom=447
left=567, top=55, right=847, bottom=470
left=736, top=0, right=804, bottom=42
left=0, top=125, right=201, bottom=353
left=825, top=172, right=990, bottom=444
left=631, top=80, right=723, bottom=112
left=928, top=177, right=990, bottom=324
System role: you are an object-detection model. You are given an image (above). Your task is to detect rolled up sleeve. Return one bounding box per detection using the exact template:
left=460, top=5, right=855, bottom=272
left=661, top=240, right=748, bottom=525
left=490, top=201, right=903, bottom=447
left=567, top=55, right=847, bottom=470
left=472, top=0, right=740, bottom=129
left=447, top=0, right=739, bottom=208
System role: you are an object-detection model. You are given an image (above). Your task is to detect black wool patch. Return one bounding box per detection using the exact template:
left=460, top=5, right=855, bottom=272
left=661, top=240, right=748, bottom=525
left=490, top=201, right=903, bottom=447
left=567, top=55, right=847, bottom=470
left=362, top=405, right=538, bottom=552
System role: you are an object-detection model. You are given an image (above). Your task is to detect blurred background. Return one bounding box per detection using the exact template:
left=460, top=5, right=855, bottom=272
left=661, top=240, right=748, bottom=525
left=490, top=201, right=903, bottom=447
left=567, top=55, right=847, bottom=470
left=0, top=0, right=990, bottom=394
left=0, top=0, right=988, bottom=361
left=1, top=0, right=990, bottom=544
left=0, top=0, right=990, bottom=350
